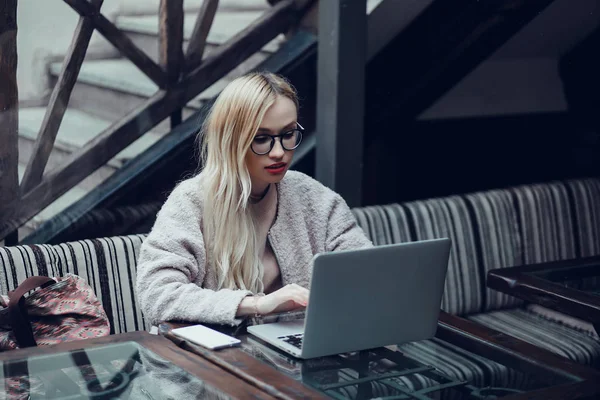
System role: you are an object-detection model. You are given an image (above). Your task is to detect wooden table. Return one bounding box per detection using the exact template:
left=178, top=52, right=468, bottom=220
left=0, top=330, right=321, bottom=399
left=487, top=255, right=600, bottom=336
left=161, top=311, right=600, bottom=399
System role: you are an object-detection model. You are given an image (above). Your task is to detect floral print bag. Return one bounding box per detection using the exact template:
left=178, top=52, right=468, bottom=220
left=0, top=274, right=110, bottom=351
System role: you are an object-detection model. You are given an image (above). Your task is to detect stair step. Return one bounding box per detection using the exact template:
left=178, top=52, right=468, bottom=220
left=115, top=10, right=282, bottom=62
left=49, top=59, right=200, bottom=120
left=19, top=106, right=166, bottom=167
left=50, top=48, right=267, bottom=120
left=17, top=106, right=169, bottom=238
left=120, top=0, right=270, bottom=16
left=18, top=108, right=117, bottom=192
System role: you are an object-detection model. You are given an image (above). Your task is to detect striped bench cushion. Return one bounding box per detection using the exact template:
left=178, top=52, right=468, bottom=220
left=0, top=235, right=150, bottom=335
left=469, top=308, right=600, bottom=368
left=354, top=197, right=483, bottom=316
left=354, top=177, right=600, bottom=315
left=463, top=189, right=523, bottom=312
left=565, top=178, right=600, bottom=257
left=511, top=180, right=578, bottom=264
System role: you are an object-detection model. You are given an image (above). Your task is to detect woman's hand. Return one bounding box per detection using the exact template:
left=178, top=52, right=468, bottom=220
left=236, top=284, right=309, bottom=317
left=256, top=284, right=309, bottom=315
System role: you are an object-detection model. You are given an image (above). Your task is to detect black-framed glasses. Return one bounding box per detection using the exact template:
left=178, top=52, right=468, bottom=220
left=250, top=123, right=304, bottom=155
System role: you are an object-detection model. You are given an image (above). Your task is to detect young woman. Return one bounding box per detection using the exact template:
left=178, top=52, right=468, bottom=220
left=136, top=72, right=372, bottom=326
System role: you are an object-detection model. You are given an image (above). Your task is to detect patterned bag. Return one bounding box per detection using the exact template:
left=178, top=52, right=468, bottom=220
left=0, top=274, right=110, bottom=350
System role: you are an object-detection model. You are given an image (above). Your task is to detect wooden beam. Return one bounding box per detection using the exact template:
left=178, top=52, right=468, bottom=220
left=0, top=0, right=298, bottom=239
left=316, top=0, right=366, bottom=207
left=20, top=0, right=104, bottom=193
left=159, top=0, right=184, bottom=127
left=362, top=0, right=557, bottom=205
left=0, top=0, right=19, bottom=221
left=64, top=0, right=167, bottom=89
left=185, top=0, right=219, bottom=72
left=367, top=0, right=558, bottom=130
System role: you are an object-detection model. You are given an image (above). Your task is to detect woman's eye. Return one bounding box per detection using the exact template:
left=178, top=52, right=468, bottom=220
left=282, top=132, right=295, bottom=139
left=253, top=136, right=270, bottom=145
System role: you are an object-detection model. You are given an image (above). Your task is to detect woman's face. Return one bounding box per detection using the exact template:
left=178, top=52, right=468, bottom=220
left=246, top=95, right=298, bottom=193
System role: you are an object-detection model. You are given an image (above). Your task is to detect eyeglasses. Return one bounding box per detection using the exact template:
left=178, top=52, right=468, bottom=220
left=250, top=123, right=304, bottom=155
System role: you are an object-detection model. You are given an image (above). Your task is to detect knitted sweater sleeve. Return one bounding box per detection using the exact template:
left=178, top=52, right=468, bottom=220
left=325, top=193, right=373, bottom=252
left=135, top=180, right=252, bottom=326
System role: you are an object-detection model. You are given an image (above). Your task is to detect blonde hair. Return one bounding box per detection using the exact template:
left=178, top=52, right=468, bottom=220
left=199, top=72, right=298, bottom=293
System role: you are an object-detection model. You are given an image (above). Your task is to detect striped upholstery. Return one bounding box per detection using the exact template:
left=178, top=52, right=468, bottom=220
left=0, top=235, right=150, bottom=335
left=464, top=189, right=523, bottom=311
left=511, top=181, right=578, bottom=264
left=470, top=308, right=600, bottom=368
left=352, top=205, right=412, bottom=246
left=354, top=177, right=600, bottom=315
left=565, top=178, right=600, bottom=257
left=354, top=198, right=484, bottom=316
left=402, top=197, right=482, bottom=316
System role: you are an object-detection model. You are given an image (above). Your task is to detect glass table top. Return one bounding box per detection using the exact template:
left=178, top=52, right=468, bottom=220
left=527, top=268, right=600, bottom=297
left=240, top=334, right=579, bottom=400
left=0, top=341, right=229, bottom=399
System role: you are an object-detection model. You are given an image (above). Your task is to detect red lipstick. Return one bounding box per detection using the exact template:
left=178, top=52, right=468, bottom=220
left=265, top=162, right=287, bottom=174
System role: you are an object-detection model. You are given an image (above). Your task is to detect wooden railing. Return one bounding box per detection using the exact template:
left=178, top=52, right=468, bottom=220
left=0, top=0, right=312, bottom=242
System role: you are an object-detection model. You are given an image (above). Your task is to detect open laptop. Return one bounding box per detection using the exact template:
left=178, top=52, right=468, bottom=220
left=247, top=238, right=451, bottom=359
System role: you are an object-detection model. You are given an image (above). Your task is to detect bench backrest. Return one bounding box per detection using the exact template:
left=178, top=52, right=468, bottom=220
left=0, top=235, right=149, bottom=334
left=2, top=178, right=598, bottom=333
left=353, top=177, right=600, bottom=316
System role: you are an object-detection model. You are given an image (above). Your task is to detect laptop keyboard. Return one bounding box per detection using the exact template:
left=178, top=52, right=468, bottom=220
left=279, top=333, right=303, bottom=349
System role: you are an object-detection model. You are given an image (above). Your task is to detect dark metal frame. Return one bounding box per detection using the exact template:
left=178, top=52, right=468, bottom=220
left=487, top=256, right=600, bottom=337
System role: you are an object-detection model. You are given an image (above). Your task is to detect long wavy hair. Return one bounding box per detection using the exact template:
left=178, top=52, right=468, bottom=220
left=199, top=72, right=299, bottom=293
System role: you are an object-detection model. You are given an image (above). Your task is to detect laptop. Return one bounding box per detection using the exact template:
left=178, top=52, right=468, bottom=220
left=247, top=238, right=451, bottom=359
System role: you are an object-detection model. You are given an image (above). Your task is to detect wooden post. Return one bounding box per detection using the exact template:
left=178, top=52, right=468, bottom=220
left=0, top=0, right=19, bottom=225
left=185, top=0, right=219, bottom=72
left=316, top=0, right=366, bottom=207
left=159, top=0, right=184, bottom=128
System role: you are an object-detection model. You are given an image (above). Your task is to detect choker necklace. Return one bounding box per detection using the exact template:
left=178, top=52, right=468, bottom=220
left=249, top=184, right=270, bottom=204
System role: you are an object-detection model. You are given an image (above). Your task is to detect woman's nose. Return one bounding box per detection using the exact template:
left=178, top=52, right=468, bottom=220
left=269, top=138, right=285, bottom=158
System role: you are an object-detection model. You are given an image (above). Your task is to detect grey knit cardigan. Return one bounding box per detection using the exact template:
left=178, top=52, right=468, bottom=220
left=136, top=170, right=373, bottom=326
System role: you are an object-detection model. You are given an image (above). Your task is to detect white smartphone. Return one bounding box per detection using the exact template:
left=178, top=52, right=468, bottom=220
left=171, top=324, right=241, bottom=350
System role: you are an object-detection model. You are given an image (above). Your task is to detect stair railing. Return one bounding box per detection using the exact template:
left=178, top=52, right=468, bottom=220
left=0, top=0, right=313, bottom=242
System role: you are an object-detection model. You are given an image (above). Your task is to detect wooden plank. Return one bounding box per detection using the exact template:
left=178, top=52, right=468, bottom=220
left=159, top=0, right=184, bottom=84
left=159, top=0, right=184, bottom=127
left=64, top=0, right=167, bottom=89
left=0, top=0, right=298, bottom=240
left=185, top=0, right=219, bottom=72
left=0, top=0, right=19, bottom=221
left=20, top=0, right=104, bottom=193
